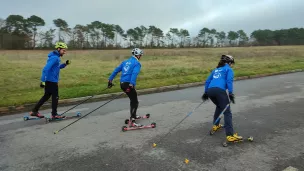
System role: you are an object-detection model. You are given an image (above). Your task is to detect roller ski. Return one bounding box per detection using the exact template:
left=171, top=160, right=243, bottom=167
left=222, top=133, right=253, bottom=147
left=23, top=112, right=45, bottom=121
left=122, top=117, right=156, bottom=132
left=124, top=113, right=150, bottom=124
left=209, top=124, right=224, bottom=135
left=45, top=112, right=81, bottom=123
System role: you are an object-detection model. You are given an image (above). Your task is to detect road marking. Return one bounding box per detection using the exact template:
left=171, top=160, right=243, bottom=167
left=282, top=166, right=298, bottom=171
left=285, top=86, right=293, bottom=89
left=237, top=96, right=248, bottom=99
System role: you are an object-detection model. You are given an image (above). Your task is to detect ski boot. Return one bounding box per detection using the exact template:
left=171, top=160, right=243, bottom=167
left=45, top=114, right=66, bottom=123
left=227, top=133, right=243, bottom=142
left=23, top=111, right=45, bottom=121
left=30, top=111, right=45, bottom=118
left=131, top=119, right=143, bottom=127
left=209, top=124, right=223, bottom=135
left=52, top=114, right=66, bottom=119
left=223, top=133, right=253, bottom=147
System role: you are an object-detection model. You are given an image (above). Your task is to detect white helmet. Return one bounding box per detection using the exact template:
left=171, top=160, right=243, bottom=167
left=221, top=54, right=235, bottom=64
left=131, top=48, right=143, bottom=56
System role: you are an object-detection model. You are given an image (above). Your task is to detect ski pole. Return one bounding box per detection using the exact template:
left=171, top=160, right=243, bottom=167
left=153, top=100, right=206, bottom=147
left=54, top=91, right=124, bottom=134
left=59, top=86, right=111, bottom=116
left=212, top=92, right=233, bottom=125
left=212, top=103, right=230, bottom=125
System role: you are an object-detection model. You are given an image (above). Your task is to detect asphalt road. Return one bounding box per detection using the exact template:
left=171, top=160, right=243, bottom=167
left=0, top=72, right=304, bottom=171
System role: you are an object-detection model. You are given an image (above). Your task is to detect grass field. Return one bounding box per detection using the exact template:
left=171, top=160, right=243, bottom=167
left=1, top=46, right=304, bottom=107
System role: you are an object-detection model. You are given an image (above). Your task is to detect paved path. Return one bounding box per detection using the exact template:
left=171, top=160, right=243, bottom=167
left=0, top=72, right=303, bottom=171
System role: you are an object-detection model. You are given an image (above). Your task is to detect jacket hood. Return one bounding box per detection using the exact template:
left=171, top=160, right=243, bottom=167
left=48, top=50, right=60, bottom=58
left=224, top=63, right=231, bottom=68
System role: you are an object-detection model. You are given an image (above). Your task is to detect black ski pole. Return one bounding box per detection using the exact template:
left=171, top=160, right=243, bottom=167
left=152, top=100, right=206, bottom=147
left=59, top=87, right=111, bottom=116
left=54, top=91, right=124, bottom=134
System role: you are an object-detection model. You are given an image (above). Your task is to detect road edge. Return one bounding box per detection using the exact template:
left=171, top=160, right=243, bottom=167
left=0, top=69, right=303, bottom=116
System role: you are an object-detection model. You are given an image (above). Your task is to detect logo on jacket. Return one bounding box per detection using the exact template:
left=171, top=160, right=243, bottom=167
left=213, top=69, right=221, bottom=79
left=123, top=62, right=131, bottom=74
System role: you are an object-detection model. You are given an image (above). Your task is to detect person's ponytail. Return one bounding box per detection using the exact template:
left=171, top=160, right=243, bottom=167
left=216, top=60, right=226, bottom=68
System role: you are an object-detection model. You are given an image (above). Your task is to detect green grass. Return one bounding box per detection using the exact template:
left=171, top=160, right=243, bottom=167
left=1, top=46, right=304, bottom=107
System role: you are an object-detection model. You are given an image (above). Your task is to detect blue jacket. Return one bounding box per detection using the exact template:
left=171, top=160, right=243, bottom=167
left=108, top=56, right=141, bottom=86
left=204, top=64, right=234, bottom=94
left=40, top=51, right=67, bottom=83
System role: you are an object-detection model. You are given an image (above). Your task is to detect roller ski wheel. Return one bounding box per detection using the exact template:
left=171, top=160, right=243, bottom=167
left=247, top=136, right=254, bottom=142
left=209, top=124, right=223, bottom=135
left=23, top=116, right=29, bottom=121
left=76, top=112, right=81, bottom=117
left=124, top=113, right=151, bottom=124
left=122, top=126, right=127, bottom=132
left=222, top=136, right=254, bottom=147
left=151, top=122, right=156, bottom=128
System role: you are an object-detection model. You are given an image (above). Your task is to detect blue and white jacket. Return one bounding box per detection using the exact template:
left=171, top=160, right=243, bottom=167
left=205, top=63, right=234, bottom=94
left=108, top=56, right=141, bottom=86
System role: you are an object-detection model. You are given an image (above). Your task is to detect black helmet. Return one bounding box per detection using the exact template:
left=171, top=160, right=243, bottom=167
left=221, top=55, right=235, bottom=64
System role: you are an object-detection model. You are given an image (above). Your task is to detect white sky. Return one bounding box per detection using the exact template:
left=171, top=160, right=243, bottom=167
left=1, top=0, right=303, bottom=36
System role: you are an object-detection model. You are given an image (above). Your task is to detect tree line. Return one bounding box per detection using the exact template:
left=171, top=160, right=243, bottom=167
left=1, top=14, right=304, bottom=50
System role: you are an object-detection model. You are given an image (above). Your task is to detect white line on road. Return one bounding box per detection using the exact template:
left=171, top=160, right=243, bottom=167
left=282, top=166, right=298, bottom=171
left=236, top=96, right=249, bottom=99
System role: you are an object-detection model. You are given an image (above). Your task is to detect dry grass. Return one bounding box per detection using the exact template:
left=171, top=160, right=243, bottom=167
left=1, top=46, right=304, bottom=107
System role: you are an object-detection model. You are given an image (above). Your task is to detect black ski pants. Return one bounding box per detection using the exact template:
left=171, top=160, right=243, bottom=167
left=207, top=87, right=234, bottom=136
left=120, top=82, right=139, bottom=119
left=32, top=81, right=59, bottom=116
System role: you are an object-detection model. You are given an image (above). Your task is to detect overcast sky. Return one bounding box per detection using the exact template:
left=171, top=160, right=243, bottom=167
left=1, top=0, right=303, bottom=36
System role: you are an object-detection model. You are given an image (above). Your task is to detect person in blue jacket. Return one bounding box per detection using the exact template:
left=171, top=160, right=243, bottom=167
left=107, top=48, right=143, bottom=127
left=29, top=42, right=71, bottom=119
left=202, top=54, right=243, bottom=142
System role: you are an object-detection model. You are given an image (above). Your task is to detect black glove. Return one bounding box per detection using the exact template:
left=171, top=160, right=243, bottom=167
left=66, top=60, right=71, bottom=65
left=40, top=82, right=45, bottom=88
left=229, top=93, right=235, bottom=104
left=201, top=92, right=209, bottom=101
left=108, top=80, right=113, bottom=88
